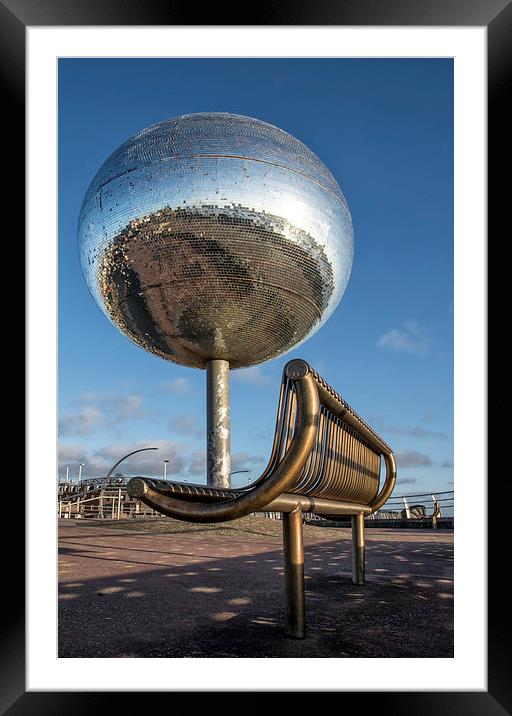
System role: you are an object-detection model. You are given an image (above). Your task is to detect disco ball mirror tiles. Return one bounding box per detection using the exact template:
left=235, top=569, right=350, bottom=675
left=78, top=113, right=354, bottom=369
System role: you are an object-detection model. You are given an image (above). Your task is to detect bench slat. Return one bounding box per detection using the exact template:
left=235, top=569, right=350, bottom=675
left=261, top=371, right=385, bottom=505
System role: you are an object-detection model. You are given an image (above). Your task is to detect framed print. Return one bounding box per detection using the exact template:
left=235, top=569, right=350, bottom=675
left=4, top=0, right=499, bottom=709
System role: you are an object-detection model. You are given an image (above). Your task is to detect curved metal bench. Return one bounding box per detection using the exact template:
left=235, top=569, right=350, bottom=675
left=127, top=358, right=396, bottom=638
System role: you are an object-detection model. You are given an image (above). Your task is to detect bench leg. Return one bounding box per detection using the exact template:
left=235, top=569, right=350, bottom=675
left=282, top=507, right=306, bottom=639
left=352, top=512, right=365, bottom=586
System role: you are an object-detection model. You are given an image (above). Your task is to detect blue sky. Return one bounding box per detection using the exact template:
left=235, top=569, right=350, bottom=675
left=58, top=58, right=453, bottom=500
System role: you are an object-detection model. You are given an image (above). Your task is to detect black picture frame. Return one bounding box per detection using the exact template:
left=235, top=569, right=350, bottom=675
left=6, top=0, right=498, bottom=710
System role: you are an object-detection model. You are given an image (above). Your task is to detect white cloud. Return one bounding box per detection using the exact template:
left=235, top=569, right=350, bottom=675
left=232, top=365, right=271, bottom=386
left=59, top=439, right=188, bottom=479
left=186, top=449, right=207, bottom=476
left=181, top=449, right=264, bottom=479
left=378, top=321, right=430, bottom=355
left=396, top=449, right=433, bottom=468
left=169, top=413, right=203, bottom=437
left=105, top=440, right=188, bottom=478
left=58, top=443, right=88, bottom=463
left=385, top=424, right=448, bottom=440
left=58, top=438, right=267, bottom=482
left=59, top=392, right=147, bottom=437
left=58, top=406, right=103, bottom=436
left=113, top=395, right=144, bottom=420
left=162, top=378, right=190, bottom=394
left=231, top=451, right=264, bottom=473
left=398, top=477, right=417, bottom=485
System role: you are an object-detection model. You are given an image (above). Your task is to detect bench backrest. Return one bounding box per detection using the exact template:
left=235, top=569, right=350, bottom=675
left=256, top=360, right=391, bottom=506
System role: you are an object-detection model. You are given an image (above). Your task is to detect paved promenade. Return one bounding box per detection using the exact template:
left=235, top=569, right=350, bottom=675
left=58, top=519, right=453, bottom=658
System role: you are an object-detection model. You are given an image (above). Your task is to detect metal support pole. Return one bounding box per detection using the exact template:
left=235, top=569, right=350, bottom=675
left=206, top=359, right=231, bottom=488
left=117, top=488, right=122, bottom=520
left=282, top=507, right=306, bottom=639
left=352, top=512, right=365, bottom=586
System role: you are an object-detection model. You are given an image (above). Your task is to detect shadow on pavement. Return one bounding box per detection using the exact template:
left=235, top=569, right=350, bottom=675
left=58, top=526, right=453, bottom=658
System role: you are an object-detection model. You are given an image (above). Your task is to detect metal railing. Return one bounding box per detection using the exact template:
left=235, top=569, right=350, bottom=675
left=258, top=494, right=454, bottom=523
left=58, top=486, right=160, bottom=520
left=368, top=490, right=454, bottom=520
left=258, top=511, right=321, bottom=522
left=58, top=480, right=453, bottom=524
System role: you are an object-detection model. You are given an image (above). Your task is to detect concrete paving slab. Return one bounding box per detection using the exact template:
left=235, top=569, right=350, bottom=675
left=58, top=519, right=453, bottom=658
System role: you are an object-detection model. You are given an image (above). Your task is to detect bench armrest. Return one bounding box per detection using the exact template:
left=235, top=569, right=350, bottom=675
left=127, top=373, right=320, bottom=523
left=369, top=451, right=397, bottom=513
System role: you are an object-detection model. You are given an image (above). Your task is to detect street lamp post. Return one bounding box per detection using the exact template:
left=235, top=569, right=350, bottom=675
left=163, top=460, right=170, bottom=480
left=105, top=447, right=158, bottom=481
left=230, top=469, right=250, bottom=484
